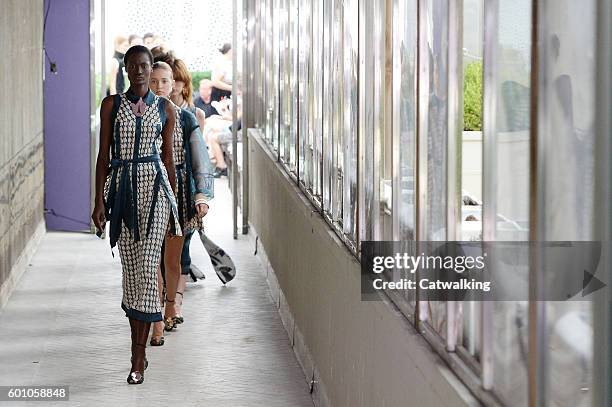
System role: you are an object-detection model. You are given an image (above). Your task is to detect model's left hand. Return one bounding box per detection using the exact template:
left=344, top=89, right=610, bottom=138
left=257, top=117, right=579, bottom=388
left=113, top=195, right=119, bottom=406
left=196, top=203, right=209, bottom=218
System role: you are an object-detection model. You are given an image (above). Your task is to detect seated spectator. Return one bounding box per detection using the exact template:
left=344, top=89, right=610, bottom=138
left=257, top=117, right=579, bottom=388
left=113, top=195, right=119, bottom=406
left=193, top=79, right=219, bottom=118
left=203, top=97, right=242, bottom=177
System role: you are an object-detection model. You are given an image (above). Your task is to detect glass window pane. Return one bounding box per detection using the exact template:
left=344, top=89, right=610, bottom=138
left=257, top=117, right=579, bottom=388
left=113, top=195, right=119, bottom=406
left=418, top=0, right=450, bottom=338
left=539, top=0, right=596, bottom=405
left=373, top=0, right=392, bottom=241
left=279, top=1, right=289, bottom=163
left=459, top=0, right=484, bottom=359
left=311, top=0, right=323, bottom=201
left=483, top=0, right=532, bottom=402
left=298, top=0, right=310, bottom=187
left=395, top=0, right=417, bottom=243
left=322, top=0, right=333, bottom=213
left=392, top=0, right=418, bottom=308
left=358, top=0, right=376, bottom=244
left=342, top=0, right=358, bottom=242
left=288, top=0, right=298, bottom=173
left=330, top=0, right=343, bottom=226
left=269, top=0, right=281, bottom=151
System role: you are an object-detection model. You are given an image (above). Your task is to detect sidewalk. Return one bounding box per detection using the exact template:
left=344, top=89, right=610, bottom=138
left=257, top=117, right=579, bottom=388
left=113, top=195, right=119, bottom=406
left=0, top=178, right=314, bottom=407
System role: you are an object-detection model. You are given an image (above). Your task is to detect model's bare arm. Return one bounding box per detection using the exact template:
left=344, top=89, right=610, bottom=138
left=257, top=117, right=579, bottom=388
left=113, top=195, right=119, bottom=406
left=161, top=99, right=177, bottom=193
left=92, top=96, right=114, bottom=231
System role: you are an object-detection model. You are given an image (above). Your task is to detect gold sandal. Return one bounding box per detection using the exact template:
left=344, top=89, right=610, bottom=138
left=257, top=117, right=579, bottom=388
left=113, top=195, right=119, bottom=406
left=164, top=317, right=175, bottom=331
left=150, top=335, right=165, bottom=346
left=164, top=299, right=176, bottom=331
left=173, top=292, right=184, bottom=324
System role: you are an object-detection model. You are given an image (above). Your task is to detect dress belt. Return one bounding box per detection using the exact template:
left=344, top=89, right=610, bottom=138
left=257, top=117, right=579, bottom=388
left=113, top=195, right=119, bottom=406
left=105, top=154, right=161, bottom=249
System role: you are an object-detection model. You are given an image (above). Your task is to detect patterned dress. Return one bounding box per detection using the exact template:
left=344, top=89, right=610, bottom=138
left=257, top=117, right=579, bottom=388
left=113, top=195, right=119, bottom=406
left=104, top=89, right=181, bottom=322
left=171, top=105, right=215, bottom=234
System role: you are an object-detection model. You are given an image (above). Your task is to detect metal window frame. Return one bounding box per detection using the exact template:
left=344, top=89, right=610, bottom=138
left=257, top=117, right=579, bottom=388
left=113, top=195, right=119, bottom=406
left=232, top=0, right=239, bottom=239
left=593, top=0, right=611, bottom=405
left=312, top=0, right=324, bottom=202
left=241, top=0, right=251, bottom=235
left=529, top=0, right=547, bottom=404
left=446, top=0, right=463, bottom=353
left=481, top=0, right=499, bottom=391
left=89, top=0, right=101, bottom=235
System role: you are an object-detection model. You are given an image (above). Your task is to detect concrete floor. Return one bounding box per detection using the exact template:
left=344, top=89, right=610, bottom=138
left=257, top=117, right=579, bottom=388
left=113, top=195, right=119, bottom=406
left=0, top=178, right=314, bottom=407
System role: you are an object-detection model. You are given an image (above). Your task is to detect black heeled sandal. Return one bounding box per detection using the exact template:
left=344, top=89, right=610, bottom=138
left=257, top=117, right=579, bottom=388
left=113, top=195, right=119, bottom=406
left=127, top=344, right=147, bottom=384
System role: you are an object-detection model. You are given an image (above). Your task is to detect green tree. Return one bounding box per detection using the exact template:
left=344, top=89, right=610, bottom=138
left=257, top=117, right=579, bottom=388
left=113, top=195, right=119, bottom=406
left=191, top=71, right=212, bottom=93
left=463, top=61, right=482, bottom=131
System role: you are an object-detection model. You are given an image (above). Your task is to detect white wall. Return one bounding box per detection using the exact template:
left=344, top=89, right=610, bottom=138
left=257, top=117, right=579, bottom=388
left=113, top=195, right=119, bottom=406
left=248, top=131, right=480, bottom=407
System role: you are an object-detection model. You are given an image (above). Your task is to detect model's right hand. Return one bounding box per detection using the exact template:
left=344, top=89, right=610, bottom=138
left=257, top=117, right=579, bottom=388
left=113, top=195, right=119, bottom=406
left=91, top=204, right=106, bottom=232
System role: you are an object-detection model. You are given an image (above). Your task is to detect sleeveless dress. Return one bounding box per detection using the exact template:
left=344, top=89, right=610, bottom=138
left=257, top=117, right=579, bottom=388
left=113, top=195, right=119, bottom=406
left=104, top=89, right=181, bottom=322
left=171, top=105, right=215, bottom=234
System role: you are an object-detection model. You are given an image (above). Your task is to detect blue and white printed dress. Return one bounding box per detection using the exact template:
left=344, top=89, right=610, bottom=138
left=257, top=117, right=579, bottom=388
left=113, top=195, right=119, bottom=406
left=104, top=89, right=181, bottom=322
left=171, top=104, right=215, bottom=234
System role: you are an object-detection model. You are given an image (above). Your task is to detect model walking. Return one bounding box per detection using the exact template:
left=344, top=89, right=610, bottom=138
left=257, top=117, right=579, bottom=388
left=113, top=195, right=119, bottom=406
left=153, top=51, right=235, bottom=326
left=92, top=45, right=180, bottom=384
left=148, top=61, right=214, bottom=343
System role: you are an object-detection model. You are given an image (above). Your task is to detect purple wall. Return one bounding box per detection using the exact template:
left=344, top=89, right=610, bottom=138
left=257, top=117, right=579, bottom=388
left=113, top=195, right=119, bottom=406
left=44, top=0, right=92, bottom=231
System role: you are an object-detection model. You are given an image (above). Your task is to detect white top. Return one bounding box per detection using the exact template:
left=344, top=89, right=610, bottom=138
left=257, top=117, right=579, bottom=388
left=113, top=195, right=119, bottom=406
left=212, top=56, right=232, bottom=84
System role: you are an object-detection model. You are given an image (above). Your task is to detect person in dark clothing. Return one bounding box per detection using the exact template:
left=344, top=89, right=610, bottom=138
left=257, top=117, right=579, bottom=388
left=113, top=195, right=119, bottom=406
left=193, top=79, right=219, bottom=118
left=107, top=35, right=129, bottom=95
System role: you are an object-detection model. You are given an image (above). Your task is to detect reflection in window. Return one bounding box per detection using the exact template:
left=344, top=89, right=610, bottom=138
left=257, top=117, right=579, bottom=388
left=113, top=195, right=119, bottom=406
left=247, top=0, right=607, bottom=404
left=310, top=0, right=323, bottom=202
left=419, top=0, right=449, bottom=338
left=484, top=0, right=532, bottom=403
left=342, top=0, right=358, bottom=242
left=539, top=1, right=596, bottom=405
left=394, top=0, right=418, bottom=305
left=297, top=0, right=310, bottom=189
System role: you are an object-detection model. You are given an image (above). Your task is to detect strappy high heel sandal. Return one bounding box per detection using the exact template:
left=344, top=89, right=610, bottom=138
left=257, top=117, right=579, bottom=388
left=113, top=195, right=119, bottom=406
left=164, top=299, right=176, bottom=332
left=127, top=343, right=147, bottom=385
left=173, top=292, right=184, bottom=325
